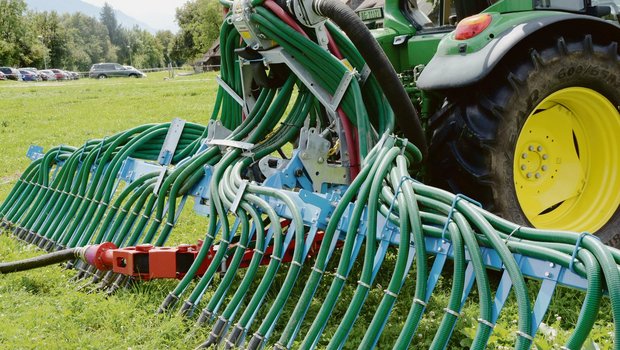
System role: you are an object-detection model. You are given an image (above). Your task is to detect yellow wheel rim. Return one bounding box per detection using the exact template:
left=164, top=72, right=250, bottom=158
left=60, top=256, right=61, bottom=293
left=513, top=87, right=620, bottom=233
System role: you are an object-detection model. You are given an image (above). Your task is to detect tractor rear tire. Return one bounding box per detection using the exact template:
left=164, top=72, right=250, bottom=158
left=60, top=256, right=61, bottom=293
left=428, top=34, right=620, bottom=246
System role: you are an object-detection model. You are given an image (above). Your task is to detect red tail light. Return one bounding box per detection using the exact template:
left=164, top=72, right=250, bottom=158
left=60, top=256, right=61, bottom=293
left=454, top=14, right=492, bottom=40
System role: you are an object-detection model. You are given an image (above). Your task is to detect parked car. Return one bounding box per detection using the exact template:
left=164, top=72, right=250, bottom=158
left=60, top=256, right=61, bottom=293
left=69, top=71, right=80, bottom=80
left=89, top=63, right=146, bottom=79
left=21, top=67, right=42, bottom=79
left=0, top=72, right=5, bottom=81
left=18, top=69, right=39, bottom=82
left=50, top=69, right=67, bottom=80
left=39, top=70, right=57, bottom=81
left=0, top=67, right=22, bottom=81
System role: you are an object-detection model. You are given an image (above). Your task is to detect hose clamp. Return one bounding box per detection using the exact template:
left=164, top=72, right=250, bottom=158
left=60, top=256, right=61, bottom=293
left=413, top=298, right=427, bottom=307
left=477, top=318, right=495, bottom=329
left=384, top=289, right=398, bottom=298
left=441, top=194, right=482, bottom=241
left=569, top=232, right=595, bottom=273
left=311, top=266, right=324, bottom=274
left=357, top=280, right=370, bottom=288
left=515, top=330, right=534, bottom=342
left=443, top=308, right=461, bottom=318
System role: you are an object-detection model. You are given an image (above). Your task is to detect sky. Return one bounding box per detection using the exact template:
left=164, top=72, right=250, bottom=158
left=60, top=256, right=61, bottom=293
left=81, top=0, right=190, bottom=31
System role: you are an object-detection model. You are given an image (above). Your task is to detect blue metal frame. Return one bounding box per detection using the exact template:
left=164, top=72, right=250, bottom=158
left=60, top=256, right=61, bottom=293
left=27, top=141, right=593, bottom=338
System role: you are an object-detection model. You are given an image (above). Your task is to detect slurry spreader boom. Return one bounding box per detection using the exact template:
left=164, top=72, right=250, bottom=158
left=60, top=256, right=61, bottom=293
left=1, top=0, right=620, bottom=348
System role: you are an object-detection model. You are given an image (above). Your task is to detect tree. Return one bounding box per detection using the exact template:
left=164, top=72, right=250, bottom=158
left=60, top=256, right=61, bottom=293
left=174, top=0, right=223, bottom=62
left=0, top=0, right=169, bottom=70
left=155, top=30, right=175, bottom=65
left=32, top=11, right=70, bottom=68
left=0, top=0, right=31, bottom=66
left=100, top=3, right=121, bottom=46
left=61, top=13, right=116, bottom=70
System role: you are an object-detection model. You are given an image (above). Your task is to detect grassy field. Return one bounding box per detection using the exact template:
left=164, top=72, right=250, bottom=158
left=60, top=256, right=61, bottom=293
left=0, top=72, right=614, bottom=349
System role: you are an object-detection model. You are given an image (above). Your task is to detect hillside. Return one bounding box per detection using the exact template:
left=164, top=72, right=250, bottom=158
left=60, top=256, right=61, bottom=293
left=25, top=0, right=157, bottom=33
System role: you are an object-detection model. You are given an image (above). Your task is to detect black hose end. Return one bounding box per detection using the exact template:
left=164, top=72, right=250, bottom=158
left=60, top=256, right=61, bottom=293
left=65, top=259, right=76, bottom=270
left=197, top=309, right=213, bottom=325
left=247, top=333, right=264, bottom=350
left=179, top=300, right=195, bottom=317
left=113, top=274, right=128, bottom=291
left=99, top=271, right=116, bottom=289
left=31, top=234, right=42, bottom=246
left=90, top=270, right=103, bottom=284
left=227, top=324, right=245, bottom=349
left=0, top=220, right=7, bottom=229
left=157, top=292, right=179, bottom=314
left=194, top=340, right=211, bottom=349
left=203, top=316, right=227, bottom=347
left=273, top=342, right=288, bottom=350
left=25, top=231, right=37, bottom=244
left=43, top=240, right=57, bottom=252
left=37, top=237, right=51, bottom=251
left=14, top=228, right=26, bottom=240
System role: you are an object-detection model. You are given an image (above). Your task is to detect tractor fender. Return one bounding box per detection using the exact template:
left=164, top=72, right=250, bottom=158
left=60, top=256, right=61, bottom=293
left=416, top=14, right=620, bottom=90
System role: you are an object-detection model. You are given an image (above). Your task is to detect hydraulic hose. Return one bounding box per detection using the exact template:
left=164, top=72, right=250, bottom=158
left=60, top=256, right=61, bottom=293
left=0, top=248, right=81, bottom=274
left=311, top=0, right=427, bottom=158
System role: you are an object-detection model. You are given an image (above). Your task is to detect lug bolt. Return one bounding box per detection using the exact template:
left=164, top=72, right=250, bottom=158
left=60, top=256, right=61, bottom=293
left=527, top=172, right=533, bottom=178
left=318, top=157, right=324, bottom=164
left=537, top=146, right=543, bottom=152
left=522, top=153, right=528, bottom=159
left=521, top=165, right=527, bottom=170
left=542, top=165, right=548, bottom=171
left=528, top=145, right=535, bottom=151
left=535, top=173, right=541, bottom=179
left=542, top=154, right=548, bottom=160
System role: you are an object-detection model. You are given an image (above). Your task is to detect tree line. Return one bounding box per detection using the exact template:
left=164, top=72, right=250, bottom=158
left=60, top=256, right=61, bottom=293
left=0, top=0, right=223, bottom=71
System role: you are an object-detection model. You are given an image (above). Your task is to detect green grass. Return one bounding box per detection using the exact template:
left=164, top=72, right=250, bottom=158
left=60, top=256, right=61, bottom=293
left=0, top=72, right=614, bottom=349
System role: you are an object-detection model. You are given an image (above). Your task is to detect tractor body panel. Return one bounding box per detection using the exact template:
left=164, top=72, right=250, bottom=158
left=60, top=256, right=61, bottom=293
left=416, top=12, right=620, bottom=89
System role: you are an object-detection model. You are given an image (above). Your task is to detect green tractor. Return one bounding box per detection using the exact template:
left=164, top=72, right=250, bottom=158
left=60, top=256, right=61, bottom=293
left=366, top=0, right=620, bottom=245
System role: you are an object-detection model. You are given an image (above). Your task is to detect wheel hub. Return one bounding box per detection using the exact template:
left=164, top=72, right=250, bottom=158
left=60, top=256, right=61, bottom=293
left=513, top=87, right=620, bottom=233
left=517, top=143, right=549, bottom=182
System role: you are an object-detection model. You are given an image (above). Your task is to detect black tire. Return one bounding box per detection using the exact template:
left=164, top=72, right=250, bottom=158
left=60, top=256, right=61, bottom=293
left=129, top=74, right=138, bottom=78
left=98, top=74, right=107, bottom=79
left=429, top=33, right=620, bottom=246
